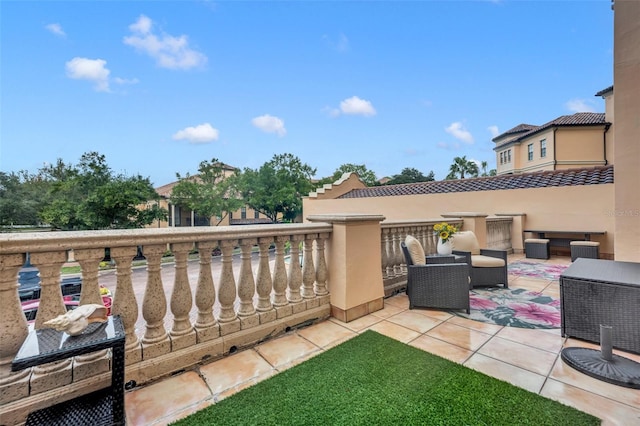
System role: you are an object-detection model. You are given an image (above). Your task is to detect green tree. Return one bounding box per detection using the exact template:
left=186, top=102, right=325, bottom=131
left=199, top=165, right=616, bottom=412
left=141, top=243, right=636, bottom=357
left=40, top=151, right=166, bottom=230
left=170, top=159, right=244, bottom=226
left=331, top=163, right=378, bottom=187
left=445, top=156, right=479, bottom=180
left=385, top=167, right=435, bottom=185
left=0, top=171, right=51, bottom=226
left=239, top=153, right=316, bottom=223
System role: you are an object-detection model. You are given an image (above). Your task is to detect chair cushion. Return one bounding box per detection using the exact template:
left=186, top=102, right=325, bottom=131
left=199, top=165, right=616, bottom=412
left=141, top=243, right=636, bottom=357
left=471, top=255, right=506, bottom=268
left=404, top=235, right=425, bottom=265
left=452, top=231, right=481, bottom=255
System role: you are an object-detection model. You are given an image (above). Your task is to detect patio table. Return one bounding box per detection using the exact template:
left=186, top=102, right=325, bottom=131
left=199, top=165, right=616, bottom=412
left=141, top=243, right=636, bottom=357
left=12, top=315, right=126, bottom=426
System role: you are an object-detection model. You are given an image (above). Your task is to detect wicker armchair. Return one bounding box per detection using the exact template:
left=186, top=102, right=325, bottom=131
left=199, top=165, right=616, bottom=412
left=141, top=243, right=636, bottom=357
left=452, top=231, right=508, bottom=288
left=401, top=239, right=470, bottom=313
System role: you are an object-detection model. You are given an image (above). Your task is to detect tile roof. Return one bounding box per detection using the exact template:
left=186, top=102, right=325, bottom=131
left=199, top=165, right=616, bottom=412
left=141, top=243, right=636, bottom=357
left=494, top=112, right=608, bottom=148
left=496, top=123, right=537, bottom=139
left=337, top=165, right=614, bottom=199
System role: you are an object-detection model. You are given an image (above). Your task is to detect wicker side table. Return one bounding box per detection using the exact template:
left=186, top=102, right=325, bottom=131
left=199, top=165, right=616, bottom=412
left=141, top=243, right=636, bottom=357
left=560, top=259, right=640, bottom=355
left=12, top=316, right=126, bottom=425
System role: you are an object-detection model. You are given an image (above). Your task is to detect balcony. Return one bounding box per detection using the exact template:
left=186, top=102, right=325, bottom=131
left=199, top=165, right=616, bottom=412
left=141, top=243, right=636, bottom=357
left=1, top=216, right=638, bottom=425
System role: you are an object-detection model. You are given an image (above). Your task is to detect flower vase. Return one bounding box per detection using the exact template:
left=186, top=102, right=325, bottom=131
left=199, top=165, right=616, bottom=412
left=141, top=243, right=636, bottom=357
left=437, top=238, right=453, bottom=256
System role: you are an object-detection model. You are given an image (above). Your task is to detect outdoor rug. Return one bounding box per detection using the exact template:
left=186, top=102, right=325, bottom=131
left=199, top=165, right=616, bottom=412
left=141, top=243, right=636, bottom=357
left=508, top=260, right=569, bottom=281
left=451, top=287, right=561, bottom=329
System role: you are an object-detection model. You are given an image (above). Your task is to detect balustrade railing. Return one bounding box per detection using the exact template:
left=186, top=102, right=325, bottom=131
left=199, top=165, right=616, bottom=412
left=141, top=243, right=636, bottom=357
left=0, top=224, right=332, bottom=418
left=486, top=217, right=513, bottom=251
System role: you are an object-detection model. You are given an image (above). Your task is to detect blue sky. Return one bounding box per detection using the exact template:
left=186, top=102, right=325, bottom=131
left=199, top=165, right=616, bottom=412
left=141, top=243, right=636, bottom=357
left=1, top=1, right=613, bottom=187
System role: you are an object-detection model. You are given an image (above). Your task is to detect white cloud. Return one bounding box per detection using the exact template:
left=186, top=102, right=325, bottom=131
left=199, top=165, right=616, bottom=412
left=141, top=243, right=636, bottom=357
left=487, top=125, right=500, bottom=138
left=65, top=57, right=110, bottom=92
left=339, top=96, right=377, bottom=117
left=173, top=123, right=219, bottom=143
left=123, top=15, right=207, bottom=70
left=437, top=141, right=461, bottom=150
left=565, top=99, right=597, bottom=113
left=445, top=121, right=474, bottom=144
left=113, top=77, right=139, bottom=85
left=252, top=114, right=287, bottom=137
left=322, top=33, right=350, bottom=53
left=45, top=23, right=66, bottom=37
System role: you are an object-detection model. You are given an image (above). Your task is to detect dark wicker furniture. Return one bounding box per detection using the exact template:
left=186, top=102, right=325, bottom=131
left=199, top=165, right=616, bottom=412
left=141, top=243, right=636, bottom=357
left=451, top=231, right=508, bottom=289
left=401, top=243, right=470, bottom=313
left=570, top=241, right=600, bottom=262
left=12, top=315, right=126, bottom=425
left=524, top=238, right=550, bottom=259
left=560, top=258, right=640, bottom=355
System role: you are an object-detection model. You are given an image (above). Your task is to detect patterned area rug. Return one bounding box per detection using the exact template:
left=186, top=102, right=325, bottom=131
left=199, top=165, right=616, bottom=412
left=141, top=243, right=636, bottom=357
left=508, top=261, right=569, bottom=281
left=451, top=287, right=561, bottom=329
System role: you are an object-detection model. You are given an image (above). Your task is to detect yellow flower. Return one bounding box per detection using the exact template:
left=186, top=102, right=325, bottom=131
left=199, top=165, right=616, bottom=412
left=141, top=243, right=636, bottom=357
left=434, top=221, right=458, bottom=243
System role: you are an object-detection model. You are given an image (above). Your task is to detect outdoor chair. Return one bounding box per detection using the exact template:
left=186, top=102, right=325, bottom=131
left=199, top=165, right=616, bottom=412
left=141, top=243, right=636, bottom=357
left=401, top=236, right=470, bottom=313
left=452, top=231, right=508, bottom=288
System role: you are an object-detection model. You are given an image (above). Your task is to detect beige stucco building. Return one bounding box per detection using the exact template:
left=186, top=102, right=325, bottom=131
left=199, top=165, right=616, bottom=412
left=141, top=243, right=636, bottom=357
left=493, top=110, right=612, bottom=176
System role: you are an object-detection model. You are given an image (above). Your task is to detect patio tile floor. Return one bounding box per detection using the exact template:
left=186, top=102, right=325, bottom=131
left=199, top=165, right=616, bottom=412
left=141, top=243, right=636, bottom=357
left=124, top=255, right=640, bottom=426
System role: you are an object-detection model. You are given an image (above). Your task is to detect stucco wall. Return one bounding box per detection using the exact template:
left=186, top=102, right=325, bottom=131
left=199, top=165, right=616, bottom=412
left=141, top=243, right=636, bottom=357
left=303, top=183, right=615, bottom=256
left=613, top=0, right=640, bottom=262
left=556, top=127, right=607, bottom=166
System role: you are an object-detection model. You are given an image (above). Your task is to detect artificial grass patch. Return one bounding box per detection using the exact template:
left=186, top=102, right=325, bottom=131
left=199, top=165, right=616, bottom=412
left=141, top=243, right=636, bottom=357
left=172, top=330, right=599, bottom=425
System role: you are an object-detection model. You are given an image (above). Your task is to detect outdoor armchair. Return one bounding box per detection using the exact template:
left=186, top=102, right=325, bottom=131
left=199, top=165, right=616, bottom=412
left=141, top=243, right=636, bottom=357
left=452, top=231, right=508, bottom=288
left=401, top=237, right=470, bottom=313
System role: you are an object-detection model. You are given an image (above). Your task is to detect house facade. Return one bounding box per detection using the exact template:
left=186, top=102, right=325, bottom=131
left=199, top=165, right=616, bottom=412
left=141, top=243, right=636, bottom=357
left=493, top=108, right=612, bottom=176
left=152, top=164, right=273, bottom=228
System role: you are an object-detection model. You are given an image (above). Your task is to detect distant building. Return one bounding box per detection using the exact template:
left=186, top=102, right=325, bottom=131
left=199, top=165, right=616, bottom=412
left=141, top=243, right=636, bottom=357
left=493, top=88, right=613, bottom=175
left=151, top=163, right=273, bottom=228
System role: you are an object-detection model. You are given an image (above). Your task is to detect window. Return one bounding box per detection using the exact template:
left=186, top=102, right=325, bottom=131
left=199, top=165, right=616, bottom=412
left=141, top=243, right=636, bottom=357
left=507, top=149, right=511, bottom=162
left=254, top=210, right=260, bottom=219
left=241, top=207, right=247, bottom=219
left=540, top=139, right=547, bottom=157
left=527, top=144, right=534, bottom=161
left=500, top=152, right=504, bottom=164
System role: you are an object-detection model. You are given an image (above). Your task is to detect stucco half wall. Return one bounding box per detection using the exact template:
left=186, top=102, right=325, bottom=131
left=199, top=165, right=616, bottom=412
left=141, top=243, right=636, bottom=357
left=303, top=183, right=615, bottom=256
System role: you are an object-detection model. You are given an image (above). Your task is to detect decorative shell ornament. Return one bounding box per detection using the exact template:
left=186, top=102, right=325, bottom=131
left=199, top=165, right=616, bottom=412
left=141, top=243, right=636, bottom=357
left=43, top=304, right=108, bottom=336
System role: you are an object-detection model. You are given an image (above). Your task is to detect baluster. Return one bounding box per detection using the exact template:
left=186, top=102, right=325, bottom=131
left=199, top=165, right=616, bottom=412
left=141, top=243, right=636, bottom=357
left=75, top=248, right=104, bottom=305
left=384, top=228, right=394, bottom=278
left=392, top=229, right=402, bottom=277
left=29, top=251, right=72, bottom=394
left=256, top=237, right=274, bottom=312
left=237, top=238, right=259, bottom=329
left=287, top=235, right=303, bottom=303
left=217, top=240, right=237, bottom=321
left=169, top=242, right=196, bottom=350
left=73, top=248, right=110, bottom=380
left=381, top=228, right=389, bottom=280
left=141, top=244, right=170, bottom=358
left=0, top=253, right=30, bottom=404
left=194, top=241, right=219, bottom=342
left=110, top=246, right=141, bottom=364
left=271, top=236, right=289, bottom=317
left=301, top=234, right=316, bottom=299
left=314, top=233, right=329, bottom=296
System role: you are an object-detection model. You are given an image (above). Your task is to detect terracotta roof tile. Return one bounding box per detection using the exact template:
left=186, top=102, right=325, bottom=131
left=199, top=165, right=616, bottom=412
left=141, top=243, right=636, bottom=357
left=337, top=165, right=614, bottom=199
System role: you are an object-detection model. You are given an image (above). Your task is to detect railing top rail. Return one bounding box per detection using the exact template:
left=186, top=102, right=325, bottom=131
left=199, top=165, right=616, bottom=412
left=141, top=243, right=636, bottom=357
left=0, top=223, right=333, bottom=254
left=486, top=216, right=514, bottom=222
left=381, top=218, right=463, bottom=229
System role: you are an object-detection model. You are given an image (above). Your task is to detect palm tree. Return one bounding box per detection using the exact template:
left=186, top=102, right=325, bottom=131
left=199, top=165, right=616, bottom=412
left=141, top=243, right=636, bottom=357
left=481, top=161, right=488, bottom=176
left=447, top=156, right=479, bottom=179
